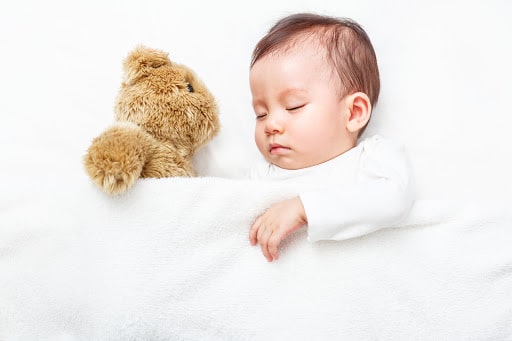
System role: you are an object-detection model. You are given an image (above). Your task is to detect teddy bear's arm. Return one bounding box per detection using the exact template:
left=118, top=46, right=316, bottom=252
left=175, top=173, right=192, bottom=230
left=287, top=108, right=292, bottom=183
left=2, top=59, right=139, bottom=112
left=84, top=122, right=195, bottom=195
left=141, top=144, right=194, bottom=178
left=84, top=123, right=149, bottom=195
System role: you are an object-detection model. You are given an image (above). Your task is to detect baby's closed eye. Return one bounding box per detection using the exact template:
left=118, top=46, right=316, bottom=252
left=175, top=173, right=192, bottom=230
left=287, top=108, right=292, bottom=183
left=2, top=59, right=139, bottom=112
left=286, top=104, right=306, bottom=111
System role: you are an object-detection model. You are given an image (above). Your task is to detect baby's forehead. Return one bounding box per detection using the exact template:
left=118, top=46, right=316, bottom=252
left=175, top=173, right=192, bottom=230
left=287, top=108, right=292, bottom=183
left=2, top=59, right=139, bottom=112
left=262, top=37, right=330, bottom=70
left=284, top=35, right=336, bottom=65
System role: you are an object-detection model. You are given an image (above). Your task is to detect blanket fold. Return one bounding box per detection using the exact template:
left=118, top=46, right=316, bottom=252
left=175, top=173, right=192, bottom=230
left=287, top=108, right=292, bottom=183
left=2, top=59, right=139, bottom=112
left=1, top=176, right=511, bottom=340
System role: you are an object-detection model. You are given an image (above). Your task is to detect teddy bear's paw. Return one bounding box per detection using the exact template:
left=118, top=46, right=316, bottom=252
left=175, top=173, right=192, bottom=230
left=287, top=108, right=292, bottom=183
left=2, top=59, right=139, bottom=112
left=84, top=139, right=145, bottom=195
left=85, top=157, right=142, bottom=195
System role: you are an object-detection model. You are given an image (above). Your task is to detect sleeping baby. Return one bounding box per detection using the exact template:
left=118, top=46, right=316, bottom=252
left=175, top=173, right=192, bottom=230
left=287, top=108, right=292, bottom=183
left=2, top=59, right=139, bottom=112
left=248, top=13, right=414, bottom=262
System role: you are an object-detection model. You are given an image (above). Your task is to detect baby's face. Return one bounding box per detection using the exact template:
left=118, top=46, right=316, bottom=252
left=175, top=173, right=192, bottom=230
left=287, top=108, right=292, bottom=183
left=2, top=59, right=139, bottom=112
left=250, top=44, right=356, bottom=169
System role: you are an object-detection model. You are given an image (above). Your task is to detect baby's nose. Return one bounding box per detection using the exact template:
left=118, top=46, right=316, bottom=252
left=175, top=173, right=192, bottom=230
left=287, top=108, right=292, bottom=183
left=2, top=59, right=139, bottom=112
left=265, top=114, right=283, bottom=134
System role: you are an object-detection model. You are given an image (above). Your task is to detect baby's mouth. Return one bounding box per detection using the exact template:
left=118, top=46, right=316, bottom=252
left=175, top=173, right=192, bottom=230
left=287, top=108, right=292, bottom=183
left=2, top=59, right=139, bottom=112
left=269, top=143, right=290, bottom=154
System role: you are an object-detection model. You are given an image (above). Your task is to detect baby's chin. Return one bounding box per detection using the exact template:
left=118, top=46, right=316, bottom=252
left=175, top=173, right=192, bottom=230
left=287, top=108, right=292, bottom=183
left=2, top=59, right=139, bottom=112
left=267, top=157, right=321, bottom=170
left=268, top=152, right=346, bottom=170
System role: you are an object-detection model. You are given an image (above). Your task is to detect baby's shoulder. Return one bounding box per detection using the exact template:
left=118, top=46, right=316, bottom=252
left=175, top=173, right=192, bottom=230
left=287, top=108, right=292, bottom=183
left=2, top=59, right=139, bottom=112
left=358, top=134, right=409, bottom=165
left=359, top=134, right=404, bottom=153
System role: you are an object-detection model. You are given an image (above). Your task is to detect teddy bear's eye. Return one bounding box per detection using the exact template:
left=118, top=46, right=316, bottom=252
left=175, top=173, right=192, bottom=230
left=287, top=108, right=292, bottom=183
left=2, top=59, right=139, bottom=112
left=186, top=83, right=194, bottom=92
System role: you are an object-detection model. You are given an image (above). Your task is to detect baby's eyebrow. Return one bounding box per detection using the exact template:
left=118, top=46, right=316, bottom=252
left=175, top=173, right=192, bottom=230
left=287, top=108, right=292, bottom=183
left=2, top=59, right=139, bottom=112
left=251, top=98, right=266, bottom=109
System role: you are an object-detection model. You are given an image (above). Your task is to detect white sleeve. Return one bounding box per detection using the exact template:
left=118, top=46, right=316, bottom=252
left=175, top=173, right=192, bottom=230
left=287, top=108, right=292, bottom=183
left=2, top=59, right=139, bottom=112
left=300, top=136, right=414, bottom=242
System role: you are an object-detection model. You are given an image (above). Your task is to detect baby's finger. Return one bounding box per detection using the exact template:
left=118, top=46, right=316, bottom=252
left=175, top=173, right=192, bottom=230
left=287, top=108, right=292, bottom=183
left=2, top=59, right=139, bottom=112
left=268, top=233, right=281, bottom=261
left=249, top=217, right=261, bottom=245
left=259, top=228, right=273, bottom=262
left=256, top=219, right=267, bottom=243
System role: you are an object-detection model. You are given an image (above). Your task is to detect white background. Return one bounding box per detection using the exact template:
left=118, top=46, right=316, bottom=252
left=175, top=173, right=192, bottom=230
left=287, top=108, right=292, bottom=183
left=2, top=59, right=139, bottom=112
left=1, top=0, right=511, bottom=203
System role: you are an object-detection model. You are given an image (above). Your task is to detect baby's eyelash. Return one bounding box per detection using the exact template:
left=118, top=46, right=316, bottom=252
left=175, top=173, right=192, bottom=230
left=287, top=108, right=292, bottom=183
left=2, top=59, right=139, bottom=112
left=287, top=104, right=305, bottom=111
left=255, top=113, right=267, bottom=120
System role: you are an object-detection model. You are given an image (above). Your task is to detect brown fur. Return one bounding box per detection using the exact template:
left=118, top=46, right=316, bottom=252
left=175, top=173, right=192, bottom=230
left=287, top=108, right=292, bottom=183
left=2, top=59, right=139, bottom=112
left=84, top=45, right=220, bottom=195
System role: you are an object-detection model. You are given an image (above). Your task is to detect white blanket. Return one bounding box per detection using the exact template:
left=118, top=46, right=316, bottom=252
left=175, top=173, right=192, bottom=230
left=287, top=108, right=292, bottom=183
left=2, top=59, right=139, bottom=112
left=2, top=176, right=511, bottom=340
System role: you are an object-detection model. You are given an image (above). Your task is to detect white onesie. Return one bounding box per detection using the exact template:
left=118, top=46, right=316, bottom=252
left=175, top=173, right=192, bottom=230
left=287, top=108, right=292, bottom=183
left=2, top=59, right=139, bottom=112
left=250, top=135, right=414, bottom=241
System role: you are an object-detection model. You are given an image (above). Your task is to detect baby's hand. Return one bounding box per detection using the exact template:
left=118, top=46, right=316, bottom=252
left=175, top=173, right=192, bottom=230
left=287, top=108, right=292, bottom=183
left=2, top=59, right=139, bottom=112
left=249, top=196, right=307, bottom=262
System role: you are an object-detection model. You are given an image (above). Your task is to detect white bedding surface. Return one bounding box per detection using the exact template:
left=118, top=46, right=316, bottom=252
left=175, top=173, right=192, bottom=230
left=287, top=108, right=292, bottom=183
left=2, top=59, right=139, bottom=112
left=1, top=1, right=512, bottom=340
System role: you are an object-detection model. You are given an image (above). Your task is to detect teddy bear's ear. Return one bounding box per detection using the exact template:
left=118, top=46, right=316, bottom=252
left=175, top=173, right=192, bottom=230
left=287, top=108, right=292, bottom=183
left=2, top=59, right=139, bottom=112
left=122, top=45, right=171, bottom=84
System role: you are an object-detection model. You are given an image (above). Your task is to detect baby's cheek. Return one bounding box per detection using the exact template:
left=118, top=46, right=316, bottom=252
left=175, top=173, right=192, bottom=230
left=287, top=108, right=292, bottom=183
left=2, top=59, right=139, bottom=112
left=254, top=132, right=266, bottom=151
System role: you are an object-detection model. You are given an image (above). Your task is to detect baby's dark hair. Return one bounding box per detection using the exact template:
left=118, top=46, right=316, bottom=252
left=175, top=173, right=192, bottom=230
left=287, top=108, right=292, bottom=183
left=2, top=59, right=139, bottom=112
left=251, top=13, right=380, bottom=112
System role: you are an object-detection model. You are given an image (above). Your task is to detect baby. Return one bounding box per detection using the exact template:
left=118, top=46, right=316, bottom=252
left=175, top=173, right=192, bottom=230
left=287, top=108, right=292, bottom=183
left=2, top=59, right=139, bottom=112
left=248, top=13, right=414, bottom=262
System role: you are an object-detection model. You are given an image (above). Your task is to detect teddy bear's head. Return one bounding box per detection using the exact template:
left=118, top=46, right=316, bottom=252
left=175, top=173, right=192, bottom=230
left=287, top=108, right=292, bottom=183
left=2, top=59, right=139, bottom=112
left=114, top=45, right=220, bottom=156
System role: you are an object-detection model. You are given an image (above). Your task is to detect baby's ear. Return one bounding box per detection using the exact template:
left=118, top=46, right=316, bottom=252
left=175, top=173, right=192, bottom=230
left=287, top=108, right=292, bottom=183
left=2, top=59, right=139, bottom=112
left=345, top=92, right=372, bottom=133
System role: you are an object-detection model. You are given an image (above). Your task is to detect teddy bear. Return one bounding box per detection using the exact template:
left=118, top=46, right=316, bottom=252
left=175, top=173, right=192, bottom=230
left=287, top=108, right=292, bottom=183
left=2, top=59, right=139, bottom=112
left=83, top=45, right=220, bottom=195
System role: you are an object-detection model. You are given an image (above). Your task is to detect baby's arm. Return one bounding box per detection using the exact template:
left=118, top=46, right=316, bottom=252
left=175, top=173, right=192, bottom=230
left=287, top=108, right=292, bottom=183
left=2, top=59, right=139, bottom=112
left=302, top=136, right=413, bottom=241
left=249, top=136, right=413, bottom=261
